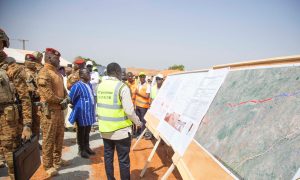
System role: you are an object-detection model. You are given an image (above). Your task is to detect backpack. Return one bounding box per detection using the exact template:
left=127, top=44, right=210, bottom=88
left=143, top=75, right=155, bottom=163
left=0, top=68, right=15, bottom=104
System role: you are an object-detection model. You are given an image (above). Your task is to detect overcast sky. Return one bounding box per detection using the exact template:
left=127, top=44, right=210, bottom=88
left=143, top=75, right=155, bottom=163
left=1, top=0, right=299, bottom=70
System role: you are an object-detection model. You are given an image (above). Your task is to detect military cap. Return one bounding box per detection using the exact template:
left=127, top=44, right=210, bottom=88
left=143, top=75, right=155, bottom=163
left=45, top=48, right=61, bottom=57
left=74, top=59, right=85, bottom=65
left=25, top=54, right=36, bottom=61
left=32, top=51, right=43, bottom=59
left=0, top=29, right=9, bottom=48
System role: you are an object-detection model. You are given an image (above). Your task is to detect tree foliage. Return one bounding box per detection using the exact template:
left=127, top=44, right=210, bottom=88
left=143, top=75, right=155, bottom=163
left=76, top=56, right=101, bottom=66
left=168, top=64, right=185, bottom=71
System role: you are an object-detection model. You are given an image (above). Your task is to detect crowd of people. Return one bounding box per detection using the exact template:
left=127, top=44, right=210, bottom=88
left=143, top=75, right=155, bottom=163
left=0, top=28, right=164, bottom=179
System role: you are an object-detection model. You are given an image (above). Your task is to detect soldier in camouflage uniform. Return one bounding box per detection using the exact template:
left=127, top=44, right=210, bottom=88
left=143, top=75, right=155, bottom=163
left=0, top=49, right=6, bottom=169
left=0, top=131, right=4, bottom=168
left=66, top=58, right=85, bottom=90
left=0, top=29, right=32, bottom=179
left=37, top=48, right=70, bottom=177
left=24, top=54, right=41, bottom=140
left=0, top=44, right=6, bottom=166
left=32, top=51, right=43, bottom=72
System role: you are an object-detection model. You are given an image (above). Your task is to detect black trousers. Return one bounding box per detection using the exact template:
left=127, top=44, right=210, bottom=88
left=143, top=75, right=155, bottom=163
left=135, top=106, right=148, bottom=134
left=77, top=125, right=91, bottom=150
left=103, top=136, right=131, bottom=180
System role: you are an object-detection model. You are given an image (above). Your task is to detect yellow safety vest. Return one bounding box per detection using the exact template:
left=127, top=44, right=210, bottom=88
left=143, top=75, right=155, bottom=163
left=97, top=79, right=132, bottom=133
left=135, top=83, right=150, bottom=108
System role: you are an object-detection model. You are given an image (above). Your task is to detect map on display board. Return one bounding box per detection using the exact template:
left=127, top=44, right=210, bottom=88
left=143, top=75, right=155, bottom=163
left=149, top=68, right=229, bottom=156
left=195, top=66, right=300, bottom=179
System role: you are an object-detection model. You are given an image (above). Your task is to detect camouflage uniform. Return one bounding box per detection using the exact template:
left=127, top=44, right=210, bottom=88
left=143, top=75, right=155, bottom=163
left=37, top=61, right=67, bottom=170
left=0, top=142, right=4, bottom=168
left=32, top=51, right=43, bottom=72
left=0, top=55, right=32, bottom=179
left=24, top=57, right=41, bottom=138
left=35, top=63, right=43, bottom=72
left=66, top=69, right=79, bottom=90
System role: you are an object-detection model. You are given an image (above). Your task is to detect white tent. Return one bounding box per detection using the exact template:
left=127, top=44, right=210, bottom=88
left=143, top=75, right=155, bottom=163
left=3, top=48, right=71, bottom=67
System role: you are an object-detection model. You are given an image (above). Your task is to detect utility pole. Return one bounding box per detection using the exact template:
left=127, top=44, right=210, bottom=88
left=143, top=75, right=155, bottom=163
left=11, top=39, right=29, bottom=50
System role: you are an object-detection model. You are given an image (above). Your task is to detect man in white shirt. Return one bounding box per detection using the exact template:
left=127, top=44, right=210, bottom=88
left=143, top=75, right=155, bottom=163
left=86, top=61, right=99, bottom=96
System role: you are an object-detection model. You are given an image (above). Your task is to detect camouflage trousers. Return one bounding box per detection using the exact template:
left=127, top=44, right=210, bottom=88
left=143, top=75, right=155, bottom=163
left=0, top=130, right=4, bottom=164
left=41, top=109, right=64, bottom=169
left=32, top=105, right=41, bottom=139
left=0, top=105, right=21, bottom=180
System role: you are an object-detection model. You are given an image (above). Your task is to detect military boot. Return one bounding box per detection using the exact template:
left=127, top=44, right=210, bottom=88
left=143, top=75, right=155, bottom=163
left=46, top=167, right=58, bottom=177
left=54, top=159, right=71, bottom=170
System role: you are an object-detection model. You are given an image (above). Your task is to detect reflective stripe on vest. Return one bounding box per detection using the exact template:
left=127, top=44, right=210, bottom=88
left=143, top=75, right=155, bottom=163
left=135, top=83, right=150, bottom=108
left=97, top=79, right=132, bottom=133
left=97, top=103, right=122, bottom=109
left=126, top=80, right=137, bottom=103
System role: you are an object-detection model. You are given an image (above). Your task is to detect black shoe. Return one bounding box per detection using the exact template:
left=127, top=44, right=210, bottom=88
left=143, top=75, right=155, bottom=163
left=86, top=147, right=96, bottom=155
left=79, top=150, right=90, bottom=159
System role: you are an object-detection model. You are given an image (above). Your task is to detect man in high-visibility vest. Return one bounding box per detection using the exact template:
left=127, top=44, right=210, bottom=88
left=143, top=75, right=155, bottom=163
left=125, top=72, right=137, bottom=103
left=134, top=72, right=151, bottom=137
left=97, top=62, right=141, bottom=180
left=141, top=73, right=165, bottom=140
left=126, top=72, right=139, bottom=136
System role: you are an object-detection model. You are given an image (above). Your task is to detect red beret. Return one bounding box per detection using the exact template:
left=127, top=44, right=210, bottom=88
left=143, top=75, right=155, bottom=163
left=45, top=48, right=61, bottom=57
left=25, top=54, right=36, bottom=61
left=74, top=59, right=85, bottom=65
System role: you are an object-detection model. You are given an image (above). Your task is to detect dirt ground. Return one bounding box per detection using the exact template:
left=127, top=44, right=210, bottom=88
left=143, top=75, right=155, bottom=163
left=1, top=134, right=182, bottom=180
left=88, top=139, right=182, bottom=180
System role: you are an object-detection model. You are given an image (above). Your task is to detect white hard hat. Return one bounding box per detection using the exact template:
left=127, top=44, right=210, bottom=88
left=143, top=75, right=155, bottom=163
left=86, top=61, right=93, bottom=66
left=156, top=74, right=164, bottom=79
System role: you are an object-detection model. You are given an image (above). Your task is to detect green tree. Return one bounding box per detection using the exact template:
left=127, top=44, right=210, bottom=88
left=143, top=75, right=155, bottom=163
left=168, top=64, right=185, bottom=71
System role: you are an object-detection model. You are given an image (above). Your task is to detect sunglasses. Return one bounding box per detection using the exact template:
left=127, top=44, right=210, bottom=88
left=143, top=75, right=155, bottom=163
left=156, top=77, right=163, bottom=80
left=139, top=75, right=146, bottom=78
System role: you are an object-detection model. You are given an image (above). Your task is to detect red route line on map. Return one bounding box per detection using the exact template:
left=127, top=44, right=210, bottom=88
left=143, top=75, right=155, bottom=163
left=227, top=98, right=273, bottom=107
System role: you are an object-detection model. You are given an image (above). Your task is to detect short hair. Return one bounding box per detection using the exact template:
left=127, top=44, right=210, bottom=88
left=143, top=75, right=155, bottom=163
left=79, top=68, right=89, bottom=77
left=107, top=62, right=121, bottom=76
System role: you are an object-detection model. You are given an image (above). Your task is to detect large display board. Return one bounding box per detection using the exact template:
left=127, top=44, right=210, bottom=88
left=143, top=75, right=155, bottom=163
left=144, top=55, right=300, bottom=179
left=195, top=65, right=300, bottom=179
left=150, top=69, right=229, bottom=156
